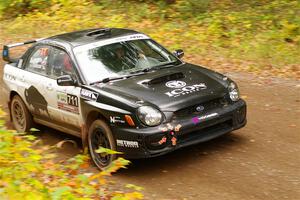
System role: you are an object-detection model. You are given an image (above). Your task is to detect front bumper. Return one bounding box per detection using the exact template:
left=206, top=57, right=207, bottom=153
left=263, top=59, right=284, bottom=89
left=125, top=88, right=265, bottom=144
left=112, top=99, right=247, bottom=159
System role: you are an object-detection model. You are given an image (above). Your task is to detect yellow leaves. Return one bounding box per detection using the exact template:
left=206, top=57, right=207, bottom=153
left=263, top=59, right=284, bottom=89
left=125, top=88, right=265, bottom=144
left=0, top=105, right=142, bottom=199
left=99, top=157, right=131, bottom=176
left=0, top=108, right=6, bottom=128
left=95, top=147, right=123, bottom=155
left=125, top=192, right=144, bottom=200
left=227, top=15, right=236, bottom=22
left=125, top=184, right=144, bottom=192
left=112, top=191, right=144, bottom=200
left=0, top=108, right=6, bottom=117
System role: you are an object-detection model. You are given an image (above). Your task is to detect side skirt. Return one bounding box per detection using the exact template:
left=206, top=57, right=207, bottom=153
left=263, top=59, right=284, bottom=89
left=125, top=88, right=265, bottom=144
left=33, top=117, right=81, bottom=138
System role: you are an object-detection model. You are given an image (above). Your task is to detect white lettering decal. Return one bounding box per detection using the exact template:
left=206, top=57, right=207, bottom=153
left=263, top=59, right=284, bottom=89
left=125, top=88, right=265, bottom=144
left=165, top=83, right=207, bottom=97
left=110, top=116, right=125, bottom=124
left=198, top=113, right=218, bottom=121
left=192, top=112, right=218, bottom=124
left=116, top=140, right=139, bottom=148
left=80, top=89, right=98, bottom=101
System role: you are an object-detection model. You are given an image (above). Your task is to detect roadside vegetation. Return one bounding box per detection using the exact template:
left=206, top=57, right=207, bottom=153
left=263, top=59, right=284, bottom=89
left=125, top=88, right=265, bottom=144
left=0, top=1, right=299, bottom=199
left=0, top=109, right=143, bottom=199
left=0, top=0, right=299, bottom=79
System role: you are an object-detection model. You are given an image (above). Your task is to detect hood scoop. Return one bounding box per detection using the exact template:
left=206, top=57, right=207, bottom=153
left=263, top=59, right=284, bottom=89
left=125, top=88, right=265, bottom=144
left=141, top=72, right=185, bottom=86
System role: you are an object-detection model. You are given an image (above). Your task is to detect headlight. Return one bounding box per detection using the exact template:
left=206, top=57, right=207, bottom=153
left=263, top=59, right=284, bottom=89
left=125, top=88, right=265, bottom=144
left=228, top=82, right=240, bottom=101
left=137, top=106, right=163, bottom=126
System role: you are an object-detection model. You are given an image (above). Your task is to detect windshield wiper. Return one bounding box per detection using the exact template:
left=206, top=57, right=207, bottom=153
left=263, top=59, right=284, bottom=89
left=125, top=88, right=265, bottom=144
left=90, top=72, right=145, bottom=85
left=129, top=61, right=180, bottom=75
left=91, top=61, right=181, bottom=85
left=90, top=76, right=126, bottom=85
left=129, top=67, right=152, bottom=74
left=152, top=60, right=179, bottom=69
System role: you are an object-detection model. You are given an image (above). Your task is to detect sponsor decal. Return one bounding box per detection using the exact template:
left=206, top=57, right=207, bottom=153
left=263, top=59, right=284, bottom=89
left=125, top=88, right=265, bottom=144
left=175, top=124, right=182, bottom=132
left=57, top=92, right=79, bottom=114
left=117, top=140, right=139, bottom=148
left=158, top=136, right=167, bottom=145
left=80, top=89, right=98, bottom=101
left=159, top=123, right=182, bottom=133
left=129, top=35, right=145, bottom=39
left=159, top=127, right=168, bottom=132
left=196, top=105, right=205, bottom=112
left=192, top=112, right=218, bottom=124
left=171, top=137, right=177, bottom=146
left=167, top=123, right=173, bottom=130
left=4, top=73, right=16, bottom=81
left=165, top=80, right=186, bottom=88
left=74, top=34, right=149, bottom=53
left=158, top=124, right=182, bottom=146
left=192, top=117, right=200, bottom=124
left=165, top=83, right=207, bottom=97
left=110, top=116, right=125, bottom=124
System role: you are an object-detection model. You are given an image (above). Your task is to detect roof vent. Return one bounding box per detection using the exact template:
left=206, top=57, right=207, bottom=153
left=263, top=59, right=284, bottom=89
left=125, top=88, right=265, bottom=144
left=86, top=28, right=111, bottom=37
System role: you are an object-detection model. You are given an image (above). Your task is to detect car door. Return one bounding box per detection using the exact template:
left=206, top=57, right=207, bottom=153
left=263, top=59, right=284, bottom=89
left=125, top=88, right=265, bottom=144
left=43, top=46, right=82, bottom=128
left=23, top=46, right=52, bottom=118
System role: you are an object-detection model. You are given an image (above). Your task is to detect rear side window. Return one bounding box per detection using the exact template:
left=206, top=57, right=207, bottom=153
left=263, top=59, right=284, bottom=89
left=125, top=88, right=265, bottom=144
left=26, top=47, right=49, bottom=75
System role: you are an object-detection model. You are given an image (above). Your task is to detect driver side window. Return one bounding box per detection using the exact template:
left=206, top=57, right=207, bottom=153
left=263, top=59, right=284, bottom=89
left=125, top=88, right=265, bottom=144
left=49, top=47, right=77, bottom=80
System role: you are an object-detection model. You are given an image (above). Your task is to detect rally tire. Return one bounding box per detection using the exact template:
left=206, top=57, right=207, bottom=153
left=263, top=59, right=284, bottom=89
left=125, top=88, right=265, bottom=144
left=11, top=95, right=33, bottom=132
left=88, top=120, right=117, bottom=170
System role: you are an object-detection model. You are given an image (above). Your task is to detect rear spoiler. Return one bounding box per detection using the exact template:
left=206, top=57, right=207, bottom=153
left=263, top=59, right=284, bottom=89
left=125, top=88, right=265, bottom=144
left=2, top=38, right=44, bottom=63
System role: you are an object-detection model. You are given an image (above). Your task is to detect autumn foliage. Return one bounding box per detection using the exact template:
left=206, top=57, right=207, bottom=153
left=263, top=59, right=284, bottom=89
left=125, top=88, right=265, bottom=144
left=0, top=0, right=299, bottom=78
left=0, top=109, right=143, bottom=199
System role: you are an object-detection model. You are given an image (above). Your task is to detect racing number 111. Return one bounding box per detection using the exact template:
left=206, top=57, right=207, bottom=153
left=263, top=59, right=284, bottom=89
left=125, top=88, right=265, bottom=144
left=67, top=94, right=78, bottom=107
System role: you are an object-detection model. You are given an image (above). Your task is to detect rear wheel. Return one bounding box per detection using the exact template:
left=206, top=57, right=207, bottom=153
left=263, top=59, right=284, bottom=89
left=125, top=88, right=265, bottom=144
left=11, top=95, right=33, bottom=132
left=88, top=120, right=116, bottom=170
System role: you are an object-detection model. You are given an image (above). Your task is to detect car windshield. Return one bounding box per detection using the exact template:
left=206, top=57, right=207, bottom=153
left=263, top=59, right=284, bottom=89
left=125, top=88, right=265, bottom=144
left=74, top=38, right=180, bottom=83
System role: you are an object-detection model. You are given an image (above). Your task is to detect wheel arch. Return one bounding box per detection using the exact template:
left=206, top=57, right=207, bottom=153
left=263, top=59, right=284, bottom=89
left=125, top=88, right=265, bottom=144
left=82, top=110, right=110, bottom=149
left=8, top=90, right=22, bottom=121
left=10, top=90, right=19, bottom=100
left=9, top=90, right=30, bottom=111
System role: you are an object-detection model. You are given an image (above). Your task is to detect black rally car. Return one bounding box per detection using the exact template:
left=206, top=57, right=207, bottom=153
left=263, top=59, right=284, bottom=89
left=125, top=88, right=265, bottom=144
left=2, top=28, right=247, bottom=170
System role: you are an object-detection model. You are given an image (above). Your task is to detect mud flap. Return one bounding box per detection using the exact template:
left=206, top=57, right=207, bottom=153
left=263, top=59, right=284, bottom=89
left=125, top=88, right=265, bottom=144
left=8, top=100, right=12, bottom=122
left=81, top=124, right=89, bottom=152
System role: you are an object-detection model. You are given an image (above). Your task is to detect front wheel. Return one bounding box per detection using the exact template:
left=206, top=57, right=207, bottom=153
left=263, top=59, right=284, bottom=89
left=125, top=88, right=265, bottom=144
left=88, top=120, right=117, bottom=170
left=11, top=95, right=33, bottom=132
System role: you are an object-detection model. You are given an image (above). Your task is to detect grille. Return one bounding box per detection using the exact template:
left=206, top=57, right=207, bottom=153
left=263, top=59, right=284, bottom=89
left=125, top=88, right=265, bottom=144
left=174, top=97, right=229, bottom=117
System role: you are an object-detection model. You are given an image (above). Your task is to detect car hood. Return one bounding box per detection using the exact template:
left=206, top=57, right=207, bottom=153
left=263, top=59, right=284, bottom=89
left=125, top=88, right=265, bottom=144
left=95, top=63, right=229, bottom=112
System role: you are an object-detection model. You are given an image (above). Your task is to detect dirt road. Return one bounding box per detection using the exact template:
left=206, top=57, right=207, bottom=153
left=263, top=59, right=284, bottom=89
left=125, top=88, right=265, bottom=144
left=1, top=65, right=299, bottom=199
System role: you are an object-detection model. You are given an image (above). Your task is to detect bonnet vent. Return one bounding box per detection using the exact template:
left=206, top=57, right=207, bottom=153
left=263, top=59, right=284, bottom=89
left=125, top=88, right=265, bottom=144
left=142, top=72, right=185, bottom=86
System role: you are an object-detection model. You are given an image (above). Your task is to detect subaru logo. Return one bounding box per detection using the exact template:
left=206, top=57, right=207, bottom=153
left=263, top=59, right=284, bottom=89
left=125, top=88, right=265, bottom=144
left=196, top=105, right=204, bottom=112
left=165, top=80, right=186, bottom=88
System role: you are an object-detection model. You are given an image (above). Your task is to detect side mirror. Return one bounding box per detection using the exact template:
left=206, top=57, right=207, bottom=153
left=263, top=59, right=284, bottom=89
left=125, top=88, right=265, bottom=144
left=57, top=75, right=76, bottom=86
left=173, top=49, right=184, bottom=59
